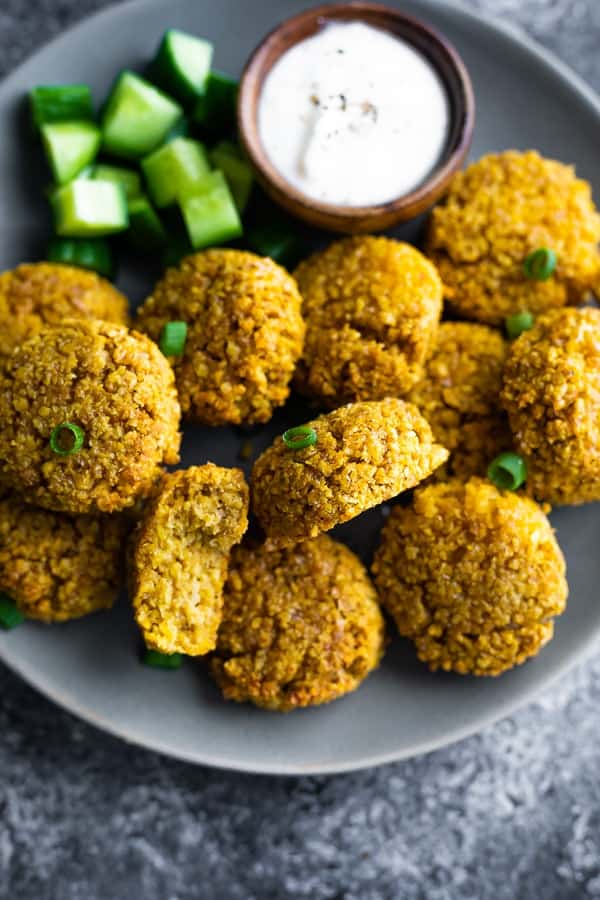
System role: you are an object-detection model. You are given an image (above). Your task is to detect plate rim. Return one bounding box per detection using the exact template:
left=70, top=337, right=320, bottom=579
left=1, top=0, right=600, bottom=776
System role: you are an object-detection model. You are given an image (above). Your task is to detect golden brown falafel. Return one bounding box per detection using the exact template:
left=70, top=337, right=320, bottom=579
left=426, top=151, right=600, bottom=325
left=211, top=535, right=385, bottom=711
left=0, top=494, right=127, bottom=622
left=130, top=465, right=249, bottom=656
left=501, top=307, right=600, bottom=505
left=409, top=322, right=511, bottom=479
left=251, top=399, right=448, bottom=543
left=372, top=478, right=567, bottom=676
left=0, top=319, right=181, bottom=514
left=136, top=249, right=305, bottom=426
left=0, top=262, right=129, bottom=357
left=293, top=236, right=443, bottom=407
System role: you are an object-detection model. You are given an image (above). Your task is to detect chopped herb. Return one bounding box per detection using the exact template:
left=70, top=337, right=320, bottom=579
left=505, top=311, right=535, bottom=340
left=523, top=248, right=557, bottom=281
left=282, top=425, right=317, bottom=451
left=159, top=321, right=187, bottom=356
left=49, top=422, right=85, bottom=456
left=488, top=452, right=527, bottom=491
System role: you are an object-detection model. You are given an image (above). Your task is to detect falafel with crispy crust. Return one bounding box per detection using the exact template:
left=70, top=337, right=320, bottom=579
left=130, top=465, right=249, bottom=656
left=211, top=535, right=385, bottom=711
left=372, top=478, right=567, bottom=676
left=136, top=249, right=305, bottom=426
left=501, top=307, right=600, bottom=505
left=0, top=494, right=127, bottom=622
left=293, top=236, right=443, bottom=408
left=0, top=262, right=129, bottom=358
left=251, top=398, right=448, bottom=544
left=426, top=151, right=600, bottom=325
left=0, top=319, right=181, bottom=515
left=409, top=322, right=511, bottom=479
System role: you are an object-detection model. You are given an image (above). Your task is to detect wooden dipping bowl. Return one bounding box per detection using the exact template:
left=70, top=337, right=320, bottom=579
left=238, top=0, right=475, bottom=234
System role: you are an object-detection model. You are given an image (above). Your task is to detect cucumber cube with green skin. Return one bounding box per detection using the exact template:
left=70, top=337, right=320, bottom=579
left=30, top=84, right=94, bottom=127
left=180, top=170, right=242, bottom=249
left=193, top=71, right=238, bottom=138
left=47, top=237, right=114, bottom=279
left=209, top=142, right=253, bottom=212
left=52, top=180, right=129, bottom=237
left=127, top=194, right=167, bottom=251
left=101, top=71, right=183, bottom=159
left=150, top=30, right=213, bottom=106
left=92, top=163, right=142, bottom=199
left=41, top=121, right=101, bottom=185
left=142, top=137, right=211, bottom=208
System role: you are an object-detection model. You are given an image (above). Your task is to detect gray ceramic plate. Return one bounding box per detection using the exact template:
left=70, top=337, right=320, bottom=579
left=0, top=0, right=599, bottom=776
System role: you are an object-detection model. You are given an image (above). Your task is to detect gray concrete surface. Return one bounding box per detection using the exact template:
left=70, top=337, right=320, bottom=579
left=1, top=1, right=600, bottom=898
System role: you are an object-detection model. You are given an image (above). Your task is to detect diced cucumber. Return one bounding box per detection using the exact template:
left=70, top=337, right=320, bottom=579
left=193, top=71, right=238, bottom=137
left=92, top=163, right=142, bottom=199
left=127, top=194, right=167, bottom=251
left=101, top=71, right=182, bottom=159
left=47, top=237, right=114, bottom=279
left=245, top=224, right=305, bottom=268
left=30, top=84, right=94, bottom=127
left=209, top=142, right=253, bottom=212
left=164, top=116, right=190, bottom=143
left=179, top=170, right=242, bottom=249
left=51, top=180, right=129, bottom=237
left=142, top=137, right=210, bottom=207
left=41, top=121, right=101, bottom=185
left=150, top=29, right=213, bottom=105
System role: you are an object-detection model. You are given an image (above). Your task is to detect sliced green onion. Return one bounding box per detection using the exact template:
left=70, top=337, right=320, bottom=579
left=49, top=422, right=85, bottom=456
left=523, top=248, right=557, bottom=281
left=159, top=321, right=187, bottom=356
left=488, top=452, right=527, bottom=491
left=143, top=649, right=183, bottom=669
left=282, top=425, right=318, bottom=451
left=0, top=594, right=25, bottom=630
left=505, top=310, right=535, bottom=340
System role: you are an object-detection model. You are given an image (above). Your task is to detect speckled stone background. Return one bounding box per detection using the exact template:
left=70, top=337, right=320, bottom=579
left=1, top=1, right=600, bottom=898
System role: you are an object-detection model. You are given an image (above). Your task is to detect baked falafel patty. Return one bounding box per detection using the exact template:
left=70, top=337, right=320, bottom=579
left=0, top=319, right=181, bottom=514
left=426, top=150, right=600, bottom=325
left=0, top=262, right=129, bottom=357
left=0, top=494, right=127, bottom=622
left=251, top=398, right=448, bottom=543
left=136, top=249, right=305, bottom=426
left=130, top=465, right=249, bottom=656
left=293, top=236, right=443, bottom=407
left=409, top=322, right=511, bottom=479
left=501, top=307, right=600, bottom=505
left=211, top=535, right=385, bottom=711
left=372, top=478, right=567, bottom=676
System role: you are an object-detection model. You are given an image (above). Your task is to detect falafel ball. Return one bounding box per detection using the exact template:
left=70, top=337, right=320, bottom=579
left=501, top=307, right=600, bottom=505
left=293, top=236, right=443, bottom=407
left=0, top=262, right=129, bottom=357
left=372, top=478, right=567, bottom=676
left=426, top=151, right=600, bottom=325
left=251, top=398, right=448, bottom=543
left=130, top=465, right=249, bottom=656
left=135, top=249, right=305, bottom=426
left=409, top=322, right=512, bottom=479
left=0, top=319, right=181, bottom=514
left=211, top=535, right=385, bottom=711
left=0, top=494, right=127, bottom=622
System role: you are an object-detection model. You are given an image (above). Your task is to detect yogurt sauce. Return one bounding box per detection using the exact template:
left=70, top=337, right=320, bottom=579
left=258, top=21, right=450, bottom=207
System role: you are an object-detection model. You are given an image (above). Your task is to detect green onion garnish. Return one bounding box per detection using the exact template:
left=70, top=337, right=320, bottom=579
left=505, top=310, right=535, bottom=340
left=159, top=321, right=187, bottom=356
left=488, top=452, right=527, bottom=491
left=49, top=422, right=85, bottom=456
left=282, top=425, right=318, bottom=451
left=0, top=594, right=25, bottom=630
left=523, top=248, right=557, bottom=281
left=143, top=649, right=183, bottom=669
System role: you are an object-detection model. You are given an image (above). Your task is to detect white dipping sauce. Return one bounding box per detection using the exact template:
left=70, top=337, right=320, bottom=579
left=258, top=21, right=450, bottom=207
